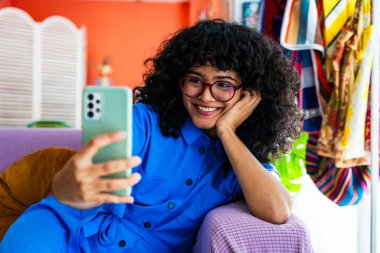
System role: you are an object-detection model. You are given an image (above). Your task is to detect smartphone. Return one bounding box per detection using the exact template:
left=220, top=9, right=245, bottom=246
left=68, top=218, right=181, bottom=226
left=82, top=86, right=133, bottom=195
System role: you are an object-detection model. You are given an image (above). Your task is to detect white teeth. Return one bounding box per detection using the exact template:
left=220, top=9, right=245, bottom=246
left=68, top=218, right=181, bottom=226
left=197, top=105, right=217, bottom=112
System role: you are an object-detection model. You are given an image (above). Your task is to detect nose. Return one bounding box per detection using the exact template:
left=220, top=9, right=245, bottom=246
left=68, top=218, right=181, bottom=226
left=198, top=85, right=215, bottom=102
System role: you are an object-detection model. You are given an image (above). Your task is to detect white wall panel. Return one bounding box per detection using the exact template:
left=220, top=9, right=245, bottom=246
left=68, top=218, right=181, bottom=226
left=0, top=7, right=86, bottom=128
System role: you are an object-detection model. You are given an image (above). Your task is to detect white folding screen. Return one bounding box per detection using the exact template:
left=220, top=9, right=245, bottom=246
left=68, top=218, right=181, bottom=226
left=40, top=17, right=86, bottom=128
left=0, top=7, right=86, bottom=128
left=0, top=8, right=34, bottom=127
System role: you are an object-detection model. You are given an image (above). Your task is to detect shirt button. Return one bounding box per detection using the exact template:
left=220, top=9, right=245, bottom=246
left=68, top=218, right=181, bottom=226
left=198, top=147, right=206, bottom=154
left=167, top=202, right=175, bottom=209
left=144, top=221, right=151, bottom=228
left=119, top=240, right=126, bottom=247
left=186, top=179, right=193, bottom=186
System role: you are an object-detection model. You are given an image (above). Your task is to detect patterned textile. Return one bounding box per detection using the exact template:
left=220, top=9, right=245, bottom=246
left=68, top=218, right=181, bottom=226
left=280, top=0, right=324, bottom=51
left=306, top=133, right=371, bottom=206
left=280, top=0, right=332, bottom=132
left=193, top=201, right=314, bottom=253
left=323, top=0, right=356, bottom=81
left=316, top=27, right=356, bottom=158
left=293, top=51, right=323, bottom=133
left=317, top=0, right=371, bottom=167
left=340, top=24, right=373, bottom=161
left=280, top=0, right=333, bottom=109
left=323, top=0, right=355, bottom=45
left=282, top=0, right=375, bottom=206
left=365, top=87, right=380, bottom=153
left=365, top=92, right=380, bottom=151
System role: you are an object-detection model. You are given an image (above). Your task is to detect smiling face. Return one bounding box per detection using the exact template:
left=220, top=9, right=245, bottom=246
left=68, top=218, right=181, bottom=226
left=182, top=65, right=242, bottom=137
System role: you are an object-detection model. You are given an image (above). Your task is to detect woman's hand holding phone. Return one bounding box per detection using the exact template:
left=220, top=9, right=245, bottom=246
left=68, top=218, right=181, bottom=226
left=52, top=131, right=141, bottom=210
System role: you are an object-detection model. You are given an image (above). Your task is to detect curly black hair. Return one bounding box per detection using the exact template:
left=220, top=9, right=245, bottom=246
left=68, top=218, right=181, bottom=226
left=137, top=19, right=304, bottom=162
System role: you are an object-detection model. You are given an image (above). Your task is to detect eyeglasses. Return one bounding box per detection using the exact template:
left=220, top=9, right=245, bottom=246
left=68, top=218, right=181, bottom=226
left=180, top=76, right=242, bottom=102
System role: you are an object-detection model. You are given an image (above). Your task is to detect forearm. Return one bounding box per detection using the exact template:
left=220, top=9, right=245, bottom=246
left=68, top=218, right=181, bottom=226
left=218, top=128, right=292, bottom=224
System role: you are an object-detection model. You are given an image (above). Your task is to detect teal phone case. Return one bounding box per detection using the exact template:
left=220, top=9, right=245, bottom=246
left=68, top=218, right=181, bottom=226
left=82, top=86, right=133, bottom=195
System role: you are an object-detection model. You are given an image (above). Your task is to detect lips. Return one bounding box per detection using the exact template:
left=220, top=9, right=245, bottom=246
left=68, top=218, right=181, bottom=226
left=194, top=104, right=220, bottom=116
left=198, top=105, right=217, bottom=112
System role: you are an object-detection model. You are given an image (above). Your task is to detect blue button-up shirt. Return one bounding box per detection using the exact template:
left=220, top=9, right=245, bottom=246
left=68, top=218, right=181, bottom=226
left=2, top=103, right=276, bottom=253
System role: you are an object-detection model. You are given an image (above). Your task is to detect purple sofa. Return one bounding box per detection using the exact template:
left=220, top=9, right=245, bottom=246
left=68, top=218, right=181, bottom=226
left=0, top=128, right=313, bottom=252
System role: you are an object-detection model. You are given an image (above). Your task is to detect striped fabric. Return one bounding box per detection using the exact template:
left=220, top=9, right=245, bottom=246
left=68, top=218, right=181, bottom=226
left=280, top=0, right=332, bottom=127
left=306, top=133, right=372, bottom=206
left=292, top=50, right=323, bottom=133
left=281, top=0, right=324, bottom=52
left=323, top=0, right=355, bottom=47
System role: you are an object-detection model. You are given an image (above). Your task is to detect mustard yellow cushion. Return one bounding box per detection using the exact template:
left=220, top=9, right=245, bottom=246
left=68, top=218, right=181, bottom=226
left=0, top=147, right=76, bottom=240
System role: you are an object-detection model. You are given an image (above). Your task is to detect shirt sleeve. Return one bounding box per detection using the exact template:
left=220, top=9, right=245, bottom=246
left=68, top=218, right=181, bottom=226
left=132, top=103, right=155, bottom=156
left=261, top=162, right=280, bottom=178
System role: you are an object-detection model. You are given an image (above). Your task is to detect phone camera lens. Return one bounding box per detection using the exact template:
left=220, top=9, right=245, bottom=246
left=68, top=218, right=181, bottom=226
left=88, top=94, right=94, bottom=100
left=88, top=103, right=94, bottom=109
left=88, top=111, right=94, bottom=118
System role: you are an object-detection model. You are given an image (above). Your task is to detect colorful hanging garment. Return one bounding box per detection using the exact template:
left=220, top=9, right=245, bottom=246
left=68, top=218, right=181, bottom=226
left=365, top=89, right=380, bottom=152
left=316, top=27, right=356, bottom=158
left=323, top=0, right=356, bottom=81
left=293, top=51, right=323, bottom=133
left=306, top=133, right=372, bottom=206
left=281, top=0, right=377, bottom=206
left=280, top=0, right=324, bottom=51
left=280, top=0, right=332, bottom=133
left=280, top=0, right=332, bottom=115
left=317, top=0, right=372, bottom=167
left=340, top=21, right=373, bottom=163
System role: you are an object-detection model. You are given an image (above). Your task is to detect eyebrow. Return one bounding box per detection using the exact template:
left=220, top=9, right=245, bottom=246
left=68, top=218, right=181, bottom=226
left=187, top=70, right=238, bottom=82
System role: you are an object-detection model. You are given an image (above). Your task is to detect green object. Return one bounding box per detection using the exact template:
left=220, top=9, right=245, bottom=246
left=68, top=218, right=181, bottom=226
left=272, top=132, right=309, bottom=194
left=82, top=86, right=133, bottom=196
left=27, top=120, right=72, bottom=128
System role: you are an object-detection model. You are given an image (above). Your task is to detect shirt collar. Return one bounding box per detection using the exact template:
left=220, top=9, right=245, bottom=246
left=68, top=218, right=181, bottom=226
left=180, top=116, right=225, bottom=157
left=180, top=116, right=205, bottom=146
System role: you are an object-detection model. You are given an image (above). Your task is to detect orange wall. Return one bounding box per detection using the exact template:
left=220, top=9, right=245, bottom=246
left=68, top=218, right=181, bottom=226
left=0, top=0, right=11, bottom=8
left=189, top=0, right=224, bottom=24
left=189, top=0, right=208, bottom=24
left=10, top=0, right=189, bottom=87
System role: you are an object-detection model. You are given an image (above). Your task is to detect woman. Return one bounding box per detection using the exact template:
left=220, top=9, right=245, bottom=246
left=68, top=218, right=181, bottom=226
left=1, top=19, right=303, bottom=252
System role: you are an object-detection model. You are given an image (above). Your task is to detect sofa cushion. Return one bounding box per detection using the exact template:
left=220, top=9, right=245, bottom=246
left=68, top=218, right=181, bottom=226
left=0, top=147, right=75, bottom=240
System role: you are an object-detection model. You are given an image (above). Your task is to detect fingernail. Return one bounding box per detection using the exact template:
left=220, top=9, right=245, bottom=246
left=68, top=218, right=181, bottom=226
left=134, top=173, right=142, bottom=181
left=133, top=156, right=142, bottom=164
left=114, top=131, right=126, bottom=138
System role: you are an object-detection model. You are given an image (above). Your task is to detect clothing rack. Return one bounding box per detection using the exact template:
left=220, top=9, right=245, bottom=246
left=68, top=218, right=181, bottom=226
left=370, top=0, right=379, bottom=252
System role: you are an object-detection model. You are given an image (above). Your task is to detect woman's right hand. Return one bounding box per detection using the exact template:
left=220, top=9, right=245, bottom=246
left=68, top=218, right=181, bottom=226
left=52, top=131, right=142, bottom=210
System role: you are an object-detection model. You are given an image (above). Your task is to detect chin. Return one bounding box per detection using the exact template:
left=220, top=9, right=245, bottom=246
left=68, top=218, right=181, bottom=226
left=192, top=119, right=216, bottom=131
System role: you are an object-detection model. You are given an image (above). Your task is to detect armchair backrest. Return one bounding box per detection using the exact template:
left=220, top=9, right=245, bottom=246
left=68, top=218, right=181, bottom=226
left=0, top=128, right=82, bottom=173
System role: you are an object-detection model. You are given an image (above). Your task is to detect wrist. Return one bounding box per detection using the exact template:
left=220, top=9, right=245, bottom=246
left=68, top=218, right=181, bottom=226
left=216, top=124, right=236, bottom=139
